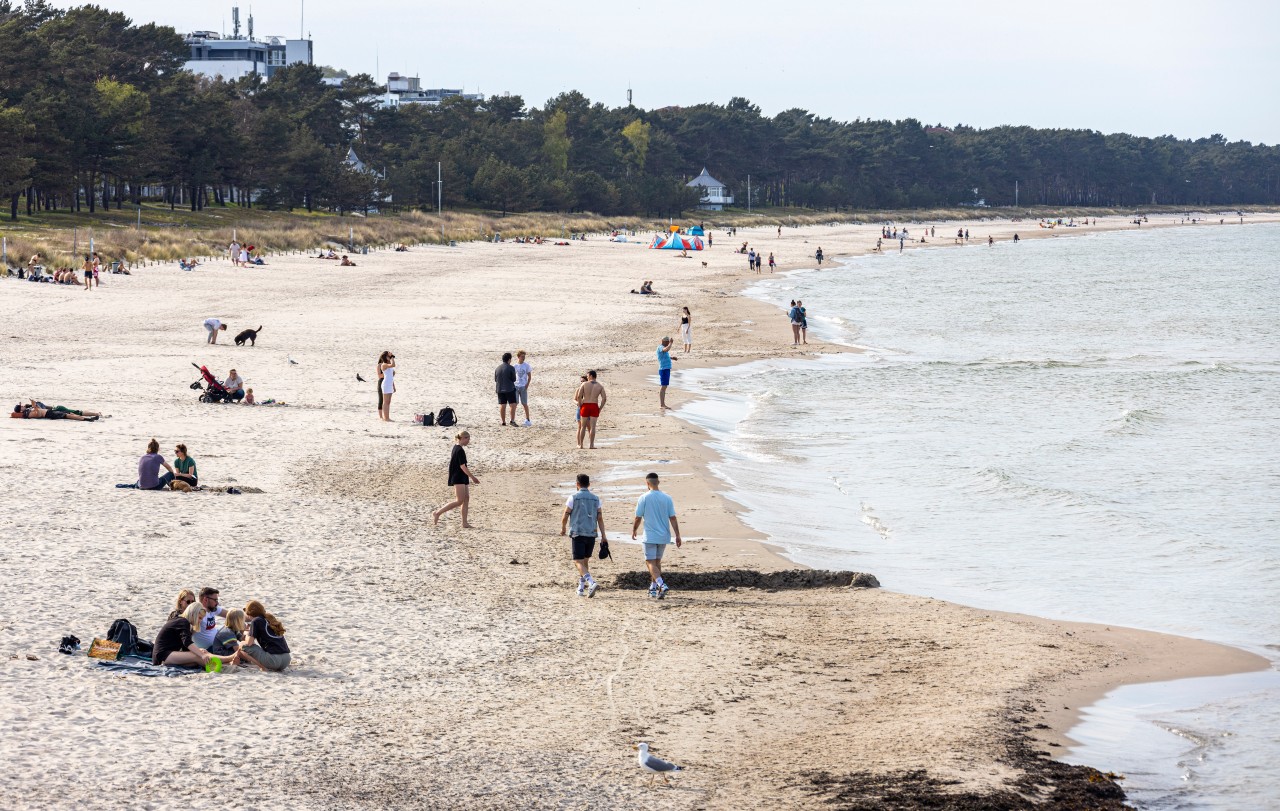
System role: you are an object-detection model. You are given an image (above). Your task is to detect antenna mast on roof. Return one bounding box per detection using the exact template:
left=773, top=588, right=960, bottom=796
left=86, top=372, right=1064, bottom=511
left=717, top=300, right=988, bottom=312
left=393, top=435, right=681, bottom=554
left=300, top=0, right=304, bottom=39
left=232, top=7, right=240, bottom=39
left=247, top=9, right=254, bottom=40
left=627, top=83, right=632, bottom=107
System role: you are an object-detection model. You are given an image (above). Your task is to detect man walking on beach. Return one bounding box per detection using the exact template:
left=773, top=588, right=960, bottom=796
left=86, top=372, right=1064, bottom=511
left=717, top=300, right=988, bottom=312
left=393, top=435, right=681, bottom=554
left=514, top=350, right=533, bottom=427
left=657, top=337, right=678, bottom=410
left=632, top=473, right=681, bottom=599
left=204, top=318, right=227, bottom=344
left=229, top=240, right=240, bottom=267
left=495, top=352, right=518, bottom=426
left=574, top=371, right=606, bottom=449
left=561, top=473, right=607, bottom=597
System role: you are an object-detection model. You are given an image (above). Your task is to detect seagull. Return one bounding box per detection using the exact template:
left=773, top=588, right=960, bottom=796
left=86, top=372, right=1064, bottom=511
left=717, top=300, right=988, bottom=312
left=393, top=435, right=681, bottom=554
left=288, top=357, right=299, bottom=365
left=356, top=373, right=366, bottom=382
left=634, top=743, right=682, bottom=785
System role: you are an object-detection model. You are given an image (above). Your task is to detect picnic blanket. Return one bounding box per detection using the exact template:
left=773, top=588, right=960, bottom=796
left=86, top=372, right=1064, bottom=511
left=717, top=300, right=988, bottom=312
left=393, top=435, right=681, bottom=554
left=93, top=658, right=198, bottom=677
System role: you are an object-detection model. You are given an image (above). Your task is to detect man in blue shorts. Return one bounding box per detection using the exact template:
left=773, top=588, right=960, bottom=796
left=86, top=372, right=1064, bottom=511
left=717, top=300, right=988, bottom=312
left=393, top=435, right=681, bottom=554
left=656, top=337, right=678, bottom=410
left=632, top=472, right=682, bottom=599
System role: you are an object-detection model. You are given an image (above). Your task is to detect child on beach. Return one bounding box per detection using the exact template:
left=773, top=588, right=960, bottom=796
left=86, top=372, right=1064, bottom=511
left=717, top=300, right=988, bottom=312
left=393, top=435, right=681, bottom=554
left=243, top=388, right=255, bottom=405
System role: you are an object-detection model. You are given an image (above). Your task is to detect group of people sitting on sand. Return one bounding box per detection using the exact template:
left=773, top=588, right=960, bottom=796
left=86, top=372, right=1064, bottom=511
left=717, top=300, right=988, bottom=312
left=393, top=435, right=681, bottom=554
left=631, top=280, right=657, bottom=295
left=11, top=399, right=104, bottom=421
left=512, top=236, right=545, bottom=244
left=133, top=438, right=200, bottom=491
left=154, top=587, right=290, bottom=672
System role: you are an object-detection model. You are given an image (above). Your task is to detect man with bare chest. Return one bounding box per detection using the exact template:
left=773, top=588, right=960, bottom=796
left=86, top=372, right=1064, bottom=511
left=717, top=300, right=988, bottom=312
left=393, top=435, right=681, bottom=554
left=574, top=370, right=607, bottom=449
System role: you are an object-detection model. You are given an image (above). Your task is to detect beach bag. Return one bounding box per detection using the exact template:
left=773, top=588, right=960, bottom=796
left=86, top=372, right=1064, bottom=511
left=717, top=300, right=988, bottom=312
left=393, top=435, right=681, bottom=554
left=415, top=412, right=435, bottom=427
left=437, top=407, right=456, bottom=427
left=106, top=618, right=152, bottom=657
left=87, top=638, right=122, bottom=661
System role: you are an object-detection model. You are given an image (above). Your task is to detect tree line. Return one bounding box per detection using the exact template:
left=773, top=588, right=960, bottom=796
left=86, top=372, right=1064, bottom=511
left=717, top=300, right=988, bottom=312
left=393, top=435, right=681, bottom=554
left=3, top=1, right=1279, bottom=222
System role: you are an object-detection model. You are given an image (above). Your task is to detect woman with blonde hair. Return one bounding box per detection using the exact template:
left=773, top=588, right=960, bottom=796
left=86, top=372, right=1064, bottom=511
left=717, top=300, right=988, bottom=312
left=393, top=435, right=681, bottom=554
left=210, top=608, right=247, bottom=656
left=168, top=589, right=195, bottom=621
left=432, top=431, right=478, bottom=528
left=238, top=600, right=291, bottom=672
left=152, top=602, right=240, bottom=669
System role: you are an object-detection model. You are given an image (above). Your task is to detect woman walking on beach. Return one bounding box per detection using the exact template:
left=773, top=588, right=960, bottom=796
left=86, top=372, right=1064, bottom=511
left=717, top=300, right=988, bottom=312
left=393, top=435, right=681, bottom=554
left=680, top=307, right=693, bottom=353
left=378, top=351, right=396, bottom=421
left=788, top=300, right=803, bottom=346
left=433, top=431, right=479, bottom=528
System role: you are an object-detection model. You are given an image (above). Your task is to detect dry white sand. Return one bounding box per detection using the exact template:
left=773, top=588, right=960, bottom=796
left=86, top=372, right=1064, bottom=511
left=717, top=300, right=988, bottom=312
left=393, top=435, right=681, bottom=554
left=0, top=213, right=1271, bottom=808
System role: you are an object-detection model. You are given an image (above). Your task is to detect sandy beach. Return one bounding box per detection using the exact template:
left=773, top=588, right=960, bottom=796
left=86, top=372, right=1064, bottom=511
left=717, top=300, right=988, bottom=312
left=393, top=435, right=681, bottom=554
left=1, top=212, right=1273, bottom=808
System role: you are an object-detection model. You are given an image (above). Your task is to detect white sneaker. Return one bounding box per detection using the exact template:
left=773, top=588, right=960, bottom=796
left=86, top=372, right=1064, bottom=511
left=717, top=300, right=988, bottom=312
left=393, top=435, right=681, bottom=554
left=522, top=420, right=532, bottom=427
left=586, top=580, right=599, bottom=598
left=576, top=581, right=586, bottom=596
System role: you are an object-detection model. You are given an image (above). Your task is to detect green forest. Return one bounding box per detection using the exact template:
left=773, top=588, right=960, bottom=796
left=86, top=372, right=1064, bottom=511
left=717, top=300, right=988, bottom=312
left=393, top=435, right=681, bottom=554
left=3, top=1, right=1278, bottom=221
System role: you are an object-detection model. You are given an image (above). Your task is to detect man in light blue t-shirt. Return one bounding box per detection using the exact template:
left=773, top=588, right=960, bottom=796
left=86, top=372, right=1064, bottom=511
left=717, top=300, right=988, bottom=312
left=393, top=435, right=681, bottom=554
left=632, top=472, right=682, bottom=599
left=656, top=337, right=678, bottom=410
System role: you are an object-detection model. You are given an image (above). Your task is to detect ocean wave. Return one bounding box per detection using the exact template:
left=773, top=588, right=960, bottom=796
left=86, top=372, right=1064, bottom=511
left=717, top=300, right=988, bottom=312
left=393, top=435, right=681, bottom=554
left=971, top=466, right=1110, bottom=508
left=1106, top=407, right=1166, bottom=435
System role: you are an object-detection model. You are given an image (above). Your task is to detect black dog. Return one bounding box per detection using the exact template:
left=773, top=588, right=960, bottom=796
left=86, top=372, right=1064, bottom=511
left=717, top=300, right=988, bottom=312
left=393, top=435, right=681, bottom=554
left=234, top=325, right=262, bottom=346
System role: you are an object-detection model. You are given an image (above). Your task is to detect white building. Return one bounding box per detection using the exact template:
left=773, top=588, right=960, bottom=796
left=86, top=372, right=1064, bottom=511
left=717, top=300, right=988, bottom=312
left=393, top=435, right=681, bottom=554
left=183, top=8, right=312, bottom=80
left=381, top=73, right=482, bottom=108
left=687, top=168, right=734, bottom=210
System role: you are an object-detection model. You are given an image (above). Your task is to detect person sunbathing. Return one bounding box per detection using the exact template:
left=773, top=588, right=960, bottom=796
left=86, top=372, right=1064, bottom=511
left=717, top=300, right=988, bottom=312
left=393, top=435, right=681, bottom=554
left=340, top=255, right=357, bottom=266
left=12, top=401, right=101, bottom=421
left=395, top=244, right=409, bottom=252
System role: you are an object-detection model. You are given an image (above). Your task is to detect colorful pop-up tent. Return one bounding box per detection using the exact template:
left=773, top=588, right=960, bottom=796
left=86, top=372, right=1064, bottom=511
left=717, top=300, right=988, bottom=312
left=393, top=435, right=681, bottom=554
left=650, top=233, right=705, bottom=251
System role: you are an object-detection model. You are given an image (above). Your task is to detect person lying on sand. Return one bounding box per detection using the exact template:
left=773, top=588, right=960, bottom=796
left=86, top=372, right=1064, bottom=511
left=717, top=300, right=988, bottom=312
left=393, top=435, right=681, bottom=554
left=395, top=244, right=409, bottom=252
left=12, top=401, right=102, bottom=421
left=340, top=255, right=357, bottom=266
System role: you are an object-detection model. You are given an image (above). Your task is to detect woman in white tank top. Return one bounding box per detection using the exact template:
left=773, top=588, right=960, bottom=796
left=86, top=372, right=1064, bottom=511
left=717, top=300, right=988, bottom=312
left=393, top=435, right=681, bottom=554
left=379, top=352, right=396, bottom=421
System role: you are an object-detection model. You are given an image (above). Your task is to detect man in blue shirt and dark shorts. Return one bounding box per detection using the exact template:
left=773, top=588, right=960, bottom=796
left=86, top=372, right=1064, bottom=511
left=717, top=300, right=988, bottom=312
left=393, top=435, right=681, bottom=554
left=632, top=472, right=682, bottom=599
left=656, top=337, right=678, bottom=410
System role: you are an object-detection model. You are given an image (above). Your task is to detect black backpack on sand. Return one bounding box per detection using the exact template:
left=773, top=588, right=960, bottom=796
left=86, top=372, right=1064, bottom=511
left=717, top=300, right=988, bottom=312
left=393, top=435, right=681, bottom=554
left=106, top=618, right=153, bottom=658
left=437, top=407, right=457, bottom=427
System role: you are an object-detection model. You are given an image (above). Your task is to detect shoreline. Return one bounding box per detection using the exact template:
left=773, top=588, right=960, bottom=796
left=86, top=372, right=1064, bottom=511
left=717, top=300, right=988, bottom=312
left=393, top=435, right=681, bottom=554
left=628, top=213, right=1276, bottom=783
left=1, top=211, right=1276, bottom=808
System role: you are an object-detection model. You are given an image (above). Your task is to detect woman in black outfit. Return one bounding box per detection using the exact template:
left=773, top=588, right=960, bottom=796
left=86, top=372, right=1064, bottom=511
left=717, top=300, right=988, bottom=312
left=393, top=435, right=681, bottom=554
left=153, top=602, right=240, bottom=669
left=432, top=431, right=479, bottom=528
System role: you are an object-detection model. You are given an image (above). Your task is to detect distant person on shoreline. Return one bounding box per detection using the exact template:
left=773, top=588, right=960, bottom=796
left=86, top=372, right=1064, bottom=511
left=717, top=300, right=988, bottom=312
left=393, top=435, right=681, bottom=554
left=379, top=351, right=396, bottom=421
left=632, top=472, right=681, bottom=600
left=815, top=247, right=824, bottom=265
left=1013, top=233, right=1020, bottom=242
left=680, top=307, right=692, bottom=353
left=657, top=337, right=678, bottom=410
left=514, top=350, right=533, bottom=427
left=204, top=318, right=227, bottom=344
left=798, top=301, right=809, bottom=344
left=495, top=352, right=518, bottom=426
left=768, top=252, right=775, bottom=272
left=788, top=300, right=803, bottom=346
left=574, top=371, right=606, bottom=449
left=433, top=431, right=478, bottom=528
left=561, top=473, right=607, bottom=597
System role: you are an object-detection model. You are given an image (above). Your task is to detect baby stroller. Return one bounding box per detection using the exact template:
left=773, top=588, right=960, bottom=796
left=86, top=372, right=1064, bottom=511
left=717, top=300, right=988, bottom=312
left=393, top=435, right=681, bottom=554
left=191, top=363, right=234, bottom=403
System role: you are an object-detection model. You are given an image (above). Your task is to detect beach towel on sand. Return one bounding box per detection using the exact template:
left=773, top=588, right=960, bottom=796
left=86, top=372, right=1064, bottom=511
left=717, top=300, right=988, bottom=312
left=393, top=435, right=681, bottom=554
left=93, top=658, right=198, bottom=678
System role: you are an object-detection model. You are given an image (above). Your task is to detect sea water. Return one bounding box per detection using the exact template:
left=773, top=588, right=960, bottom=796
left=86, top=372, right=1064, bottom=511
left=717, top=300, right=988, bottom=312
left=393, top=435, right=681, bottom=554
left=675, top=223, right=1280, bottom=809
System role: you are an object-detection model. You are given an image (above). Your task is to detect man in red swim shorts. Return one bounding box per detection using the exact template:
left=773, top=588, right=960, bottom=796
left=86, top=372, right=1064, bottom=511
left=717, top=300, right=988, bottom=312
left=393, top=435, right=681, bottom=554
left=574, top=370, right=607, bottom=450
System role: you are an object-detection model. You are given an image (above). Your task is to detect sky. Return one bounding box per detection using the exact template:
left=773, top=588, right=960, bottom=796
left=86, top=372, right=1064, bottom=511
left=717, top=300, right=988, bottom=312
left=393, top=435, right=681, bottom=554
left=52, top=0, right=1280, bottom=144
